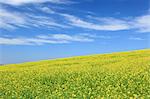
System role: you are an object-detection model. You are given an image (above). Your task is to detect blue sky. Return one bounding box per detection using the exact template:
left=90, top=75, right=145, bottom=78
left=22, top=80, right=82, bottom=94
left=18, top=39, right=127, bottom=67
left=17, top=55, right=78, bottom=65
left=0, top=0, right=150, bottom=64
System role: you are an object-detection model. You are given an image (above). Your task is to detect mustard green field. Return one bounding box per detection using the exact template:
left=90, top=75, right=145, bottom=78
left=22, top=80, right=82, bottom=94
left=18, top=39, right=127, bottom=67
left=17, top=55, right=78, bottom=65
left=0, top=49, right=150, bottom=98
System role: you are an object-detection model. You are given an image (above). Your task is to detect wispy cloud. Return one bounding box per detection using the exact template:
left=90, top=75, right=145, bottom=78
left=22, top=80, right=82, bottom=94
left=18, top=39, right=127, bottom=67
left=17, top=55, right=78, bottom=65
left=0, top=34, right=95, bottom=45
left=61, top=14, right=131, bottom=31
left=49, top=34, right=94, bottom=42
left=129, top=37, right=145, bottom=41
left=133, top=14, right=150, bottom=33
left=0, top=8, right=27, bottom=29
left=61, top=13, right=150, bottom=32
left=91, top=14, right=150, bottom=33
left=0, top=0, right=74, bottom=5
left=40, top=7, right=56, bottom=14
left=1, top=1, right=149, bottom=33
left=0, top=8, right=68, bottom=30
left=79, top=33, right=114, bottom=39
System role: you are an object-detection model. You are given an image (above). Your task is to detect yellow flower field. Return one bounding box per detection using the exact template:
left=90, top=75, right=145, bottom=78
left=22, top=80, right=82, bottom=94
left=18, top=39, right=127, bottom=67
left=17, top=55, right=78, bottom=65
left=0, top=49, right=150, bottom=98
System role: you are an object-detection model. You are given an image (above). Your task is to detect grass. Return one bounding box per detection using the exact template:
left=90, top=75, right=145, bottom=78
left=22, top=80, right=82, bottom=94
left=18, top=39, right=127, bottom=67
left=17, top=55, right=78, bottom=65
left=0, top=49, right=150, bottom=98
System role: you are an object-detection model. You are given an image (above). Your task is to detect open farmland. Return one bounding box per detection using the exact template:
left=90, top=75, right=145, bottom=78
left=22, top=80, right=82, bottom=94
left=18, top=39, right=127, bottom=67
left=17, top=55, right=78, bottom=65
left=0, top=49, right=150, bottom=98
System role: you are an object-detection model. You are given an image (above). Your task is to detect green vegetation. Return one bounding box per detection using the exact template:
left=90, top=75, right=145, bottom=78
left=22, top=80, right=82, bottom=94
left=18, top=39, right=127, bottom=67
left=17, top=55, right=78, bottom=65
left=0, top=49, right=150, bottom=98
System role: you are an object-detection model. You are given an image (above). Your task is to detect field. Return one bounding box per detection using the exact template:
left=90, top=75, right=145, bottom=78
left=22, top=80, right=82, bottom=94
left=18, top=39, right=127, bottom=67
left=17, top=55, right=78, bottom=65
left=0, top=49, right=150, bottom=98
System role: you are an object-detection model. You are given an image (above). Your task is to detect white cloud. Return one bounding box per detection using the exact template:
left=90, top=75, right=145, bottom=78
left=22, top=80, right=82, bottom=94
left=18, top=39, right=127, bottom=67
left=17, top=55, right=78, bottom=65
left=0, top=8, right=27, bottom=29
left=38, top=34, right=94, bottom=42
left=40, top=7, right=55, bottom=14
left=0, top=37, right=32, bottom=45
left=0, top=8, right=68, bottom=30
left=133, top=14, right=150, bottom=32
left=0, top=34, right=94, bottom=45
left=61, top=14, right=131, bottom=31
left=78, top=33, right=113, bottom=39
left=49, top=34, right=94, bottom=42
left=61, top=13, right=150, bottom=32
left=0, top=37, right=69, bottom=45
left=1, top=3, right=149, bottom=32
left=0, top=0, right=73, bottom=5
left=129, top=37, right=145, bottom=41
left=95, top=14, right=150, bottom=33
